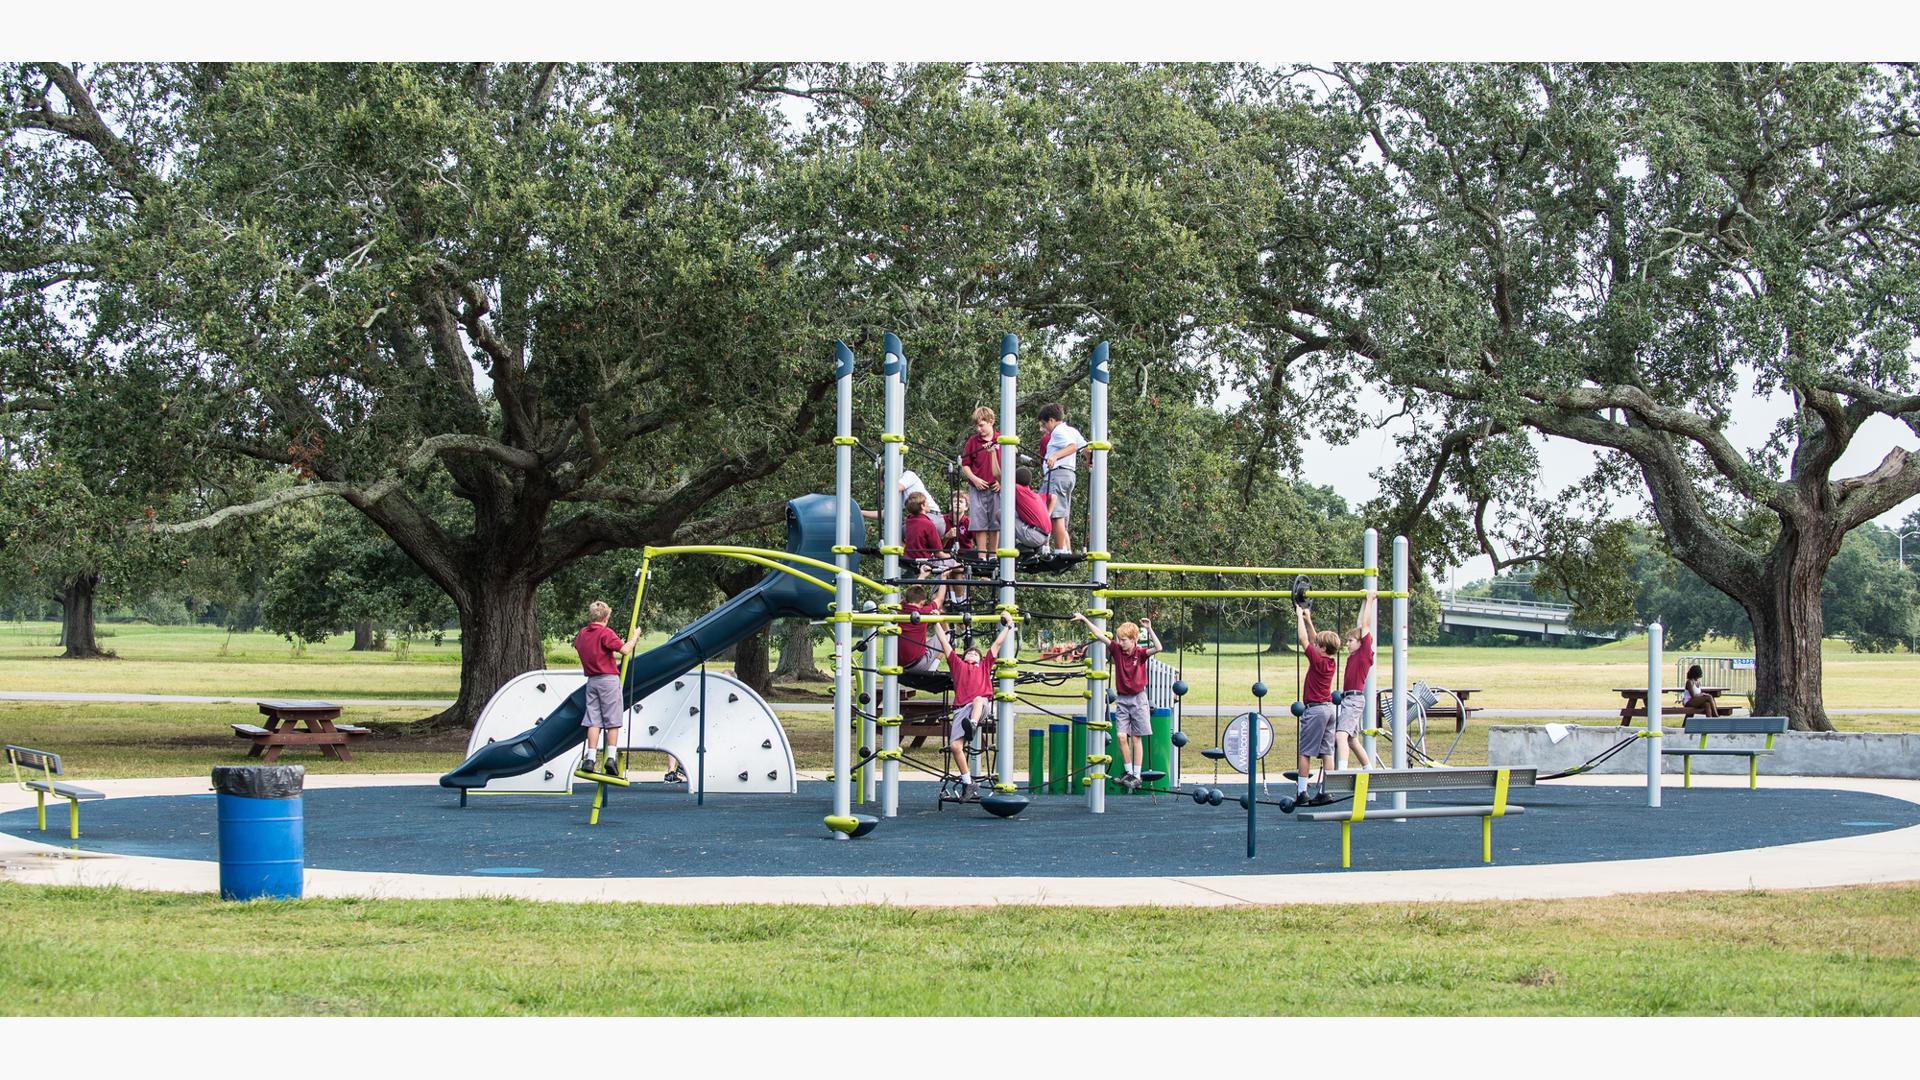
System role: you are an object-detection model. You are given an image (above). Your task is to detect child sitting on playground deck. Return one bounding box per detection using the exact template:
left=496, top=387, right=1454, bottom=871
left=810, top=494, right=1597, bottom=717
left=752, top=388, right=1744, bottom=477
left=1072, top=612, right=1162, bottom=791
left=1010, top=466, right=1055, bottom=553
left=931, top=612, right=1014, bottom=801
left=1336, top=592, right=1379, bottom=771
left=574, top=600, right=639, bottom=777
left=1681, top=664, right=1720, bottom=716
left=1294, top=603, right=1340, bottom=805
left=902, top=491, right=949, bottom=570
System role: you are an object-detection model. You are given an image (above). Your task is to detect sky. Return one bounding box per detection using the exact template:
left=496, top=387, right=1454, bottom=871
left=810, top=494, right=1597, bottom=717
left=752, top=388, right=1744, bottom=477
left=1293, top=379, right=1920, bottom=588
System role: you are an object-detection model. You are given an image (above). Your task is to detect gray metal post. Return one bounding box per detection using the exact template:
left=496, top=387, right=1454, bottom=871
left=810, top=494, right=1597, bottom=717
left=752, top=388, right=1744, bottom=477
left=1086, top=342, right=1110, bottom=814
left=995, top=333, right=1019, bottom=792
left=1648, top=621, right=1663, bottom=808
left=879, top=333, right=906, bottom=817
left=828, top=341, right=855, bottom=837
left=1391, top=535, right=1409, bottom=814
left=1362, top=528, right=1379, bottom=769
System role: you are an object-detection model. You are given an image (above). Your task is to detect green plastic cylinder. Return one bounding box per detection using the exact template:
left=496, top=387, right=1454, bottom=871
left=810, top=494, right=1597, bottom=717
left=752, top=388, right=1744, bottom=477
left=1070, top=716, right=1088, bottom=794
left=1027, top=728, right=1045, bottom=794
left=1048, top=723, right=1068, bottom=795
left=1149, top=707, right=1173, bottom=792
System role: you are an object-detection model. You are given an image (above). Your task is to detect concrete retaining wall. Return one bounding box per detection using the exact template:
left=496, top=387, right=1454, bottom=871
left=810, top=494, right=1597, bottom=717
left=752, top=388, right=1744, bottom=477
left=1488, top=724, right=1920, bottom=780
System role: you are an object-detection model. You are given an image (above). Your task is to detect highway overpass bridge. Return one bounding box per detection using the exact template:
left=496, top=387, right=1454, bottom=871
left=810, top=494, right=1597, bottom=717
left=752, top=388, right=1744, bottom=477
left=1438, top=593, right=1625, bottom=642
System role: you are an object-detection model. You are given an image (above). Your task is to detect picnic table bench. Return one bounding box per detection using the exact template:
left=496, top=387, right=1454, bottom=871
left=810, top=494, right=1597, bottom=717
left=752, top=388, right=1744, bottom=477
left=6, top=745, right=106, bottom=840
left=1614, top=686, right=1739, bottom=726
left=232, top=700, right=369, bottom=762
left=1660, top=715, right=1789, bottom=789
left=1296, top=766, right=1537, bottom=868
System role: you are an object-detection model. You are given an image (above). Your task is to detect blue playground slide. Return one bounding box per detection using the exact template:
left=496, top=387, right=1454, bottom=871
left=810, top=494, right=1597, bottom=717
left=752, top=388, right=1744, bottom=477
left=440, top=493, right=861, bottom=791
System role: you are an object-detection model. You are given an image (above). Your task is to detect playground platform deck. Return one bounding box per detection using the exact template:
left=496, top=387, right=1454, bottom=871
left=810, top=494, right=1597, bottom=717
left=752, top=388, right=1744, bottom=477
left=4, top=772, right=1918, bottom=906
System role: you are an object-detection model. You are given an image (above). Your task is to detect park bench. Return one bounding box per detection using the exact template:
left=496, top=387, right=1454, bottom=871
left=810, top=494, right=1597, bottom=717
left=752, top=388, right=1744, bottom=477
left=1296, top=766, right=1537, bottom=869
left=1660, top=715, right=1789, bottom=789
left=5, top=745, right=106, bottom=840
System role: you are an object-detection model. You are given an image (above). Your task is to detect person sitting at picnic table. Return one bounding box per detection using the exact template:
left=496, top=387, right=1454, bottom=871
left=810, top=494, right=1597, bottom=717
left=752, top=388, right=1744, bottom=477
left=1680, top=664, right=1720, bottom=717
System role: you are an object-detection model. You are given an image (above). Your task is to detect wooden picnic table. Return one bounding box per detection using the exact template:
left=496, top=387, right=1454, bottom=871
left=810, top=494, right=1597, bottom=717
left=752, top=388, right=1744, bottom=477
left=233, top=700, right=370, bottom=762
left=1373, top=687, right=1482, bottom=733
left=1612, top=686, right=1737, bottom=726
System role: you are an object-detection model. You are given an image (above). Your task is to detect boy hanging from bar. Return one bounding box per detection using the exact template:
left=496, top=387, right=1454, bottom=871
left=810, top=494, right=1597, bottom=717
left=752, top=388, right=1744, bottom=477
left=1335, top=590, right=1379, bottom=771
left=1294, top=601, right=1341, bottom=806
left=930, top=611, right=1013, bottom=801
left=1071, top=612, right=1163, bottom=791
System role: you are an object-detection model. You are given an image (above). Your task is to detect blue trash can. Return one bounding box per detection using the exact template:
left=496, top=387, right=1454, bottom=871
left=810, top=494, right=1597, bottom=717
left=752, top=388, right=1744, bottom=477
left=212, top=765, right=305, bottom=900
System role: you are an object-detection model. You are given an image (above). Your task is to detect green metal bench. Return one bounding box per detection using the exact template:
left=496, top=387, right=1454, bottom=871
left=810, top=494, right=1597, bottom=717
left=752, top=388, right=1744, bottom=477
left=6, top=745, right=106, bottom=840
left=1296, top=766, right=1537, bottom=868
left=1660, top=715, right=1789, bottom=789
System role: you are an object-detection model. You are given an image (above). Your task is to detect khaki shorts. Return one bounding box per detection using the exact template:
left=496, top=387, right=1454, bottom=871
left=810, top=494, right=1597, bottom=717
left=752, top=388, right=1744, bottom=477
left=950, top=702, right=986, bottom=742
left=1113, top=694, right=1152, bottom=737
left=1043, top=468, right=1075, bottom=520
left=1336, top=692, right=1366, bottom=736
left=967, top=485, right=1000, bottom=531
left=1297, top=702, right=1337, bottom=758
left=580, top=675, right=625, bottom=729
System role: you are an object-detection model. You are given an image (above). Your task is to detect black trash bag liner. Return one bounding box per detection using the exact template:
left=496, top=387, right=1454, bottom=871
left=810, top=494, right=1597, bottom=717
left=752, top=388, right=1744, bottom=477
left=211, top=765, right=306, bottom=799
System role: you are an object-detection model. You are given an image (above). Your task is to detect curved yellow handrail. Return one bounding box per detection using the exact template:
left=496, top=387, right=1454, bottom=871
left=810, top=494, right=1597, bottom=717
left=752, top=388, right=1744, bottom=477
left=643, top=544, right=888, bottom=595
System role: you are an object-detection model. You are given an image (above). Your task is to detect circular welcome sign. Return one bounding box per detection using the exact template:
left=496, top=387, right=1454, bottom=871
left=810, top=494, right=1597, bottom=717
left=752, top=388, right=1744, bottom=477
left=1220, top=712, right=1274, bottom=775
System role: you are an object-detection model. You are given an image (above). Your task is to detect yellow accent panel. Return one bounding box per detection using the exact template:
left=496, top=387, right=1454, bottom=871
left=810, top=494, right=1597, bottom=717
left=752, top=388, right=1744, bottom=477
left=1351, top=772, right=1370, bottom=822
left=879, top=433, right=906, bottom=443
left=995, top=548, right=1020, bottom=558
left=995, top=435, right=1021, bottom=445
left=1492, top=769, right=1510, bottom=817
left=1084, top=551, right=1111, bottom=561
left=1086, top=440, right=1113, bottom=451
left=832, top=435, right=860, bottom=446
left=879, top=545, right=905, bottom=555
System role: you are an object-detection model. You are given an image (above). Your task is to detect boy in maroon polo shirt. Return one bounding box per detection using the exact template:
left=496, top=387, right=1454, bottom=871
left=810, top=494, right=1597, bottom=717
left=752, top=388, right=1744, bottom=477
left=930, top=611, right=1013, bottom=801
left=1009, top=467, right=1054, bottom=553
left=574, top=600, right=638, bottom=776
left=959, top=407, right=1000, bottom=557
left=1336, top=592, right=1378, bottom=770
left=897, top=567, right=950, bottom=675
left=902, top=491, right=948, bottom=569
left=1071, top=612, right=1162, bottom=790
left=1294, top=603, right=1341, bottom=805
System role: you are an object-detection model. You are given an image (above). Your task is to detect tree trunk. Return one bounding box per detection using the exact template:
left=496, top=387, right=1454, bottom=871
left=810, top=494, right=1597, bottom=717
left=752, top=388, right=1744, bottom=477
left=349, top=620, right=381, bottom=651
left=731, top=623, right=772, bottom=696
left=1745, top=530, right=1838, bottom=732
left=55, top=573, right=111, bottom=659
left=426, top=572, right=544, bottom=730
left=771, top=619, right=824, bottom=683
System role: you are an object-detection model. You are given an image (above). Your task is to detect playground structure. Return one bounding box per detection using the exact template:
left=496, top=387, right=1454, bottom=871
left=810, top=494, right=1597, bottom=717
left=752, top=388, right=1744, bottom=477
left=438, top=330, right=1746, bottom=850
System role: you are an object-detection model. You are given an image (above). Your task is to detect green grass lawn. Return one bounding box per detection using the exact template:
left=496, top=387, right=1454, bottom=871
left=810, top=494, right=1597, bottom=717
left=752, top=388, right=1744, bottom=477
left=1, top=621, right=1912, bottom=786
left=1, top=881, right=1915, bottom=1015
left=6, top=621, right=1915, bottom=713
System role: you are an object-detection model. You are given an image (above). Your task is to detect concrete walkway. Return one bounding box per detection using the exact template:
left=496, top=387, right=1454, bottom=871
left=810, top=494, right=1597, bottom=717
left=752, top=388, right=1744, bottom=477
left=4, top=771, right=1917, bottom=907
left=5, top=691, right=1917, bottom=718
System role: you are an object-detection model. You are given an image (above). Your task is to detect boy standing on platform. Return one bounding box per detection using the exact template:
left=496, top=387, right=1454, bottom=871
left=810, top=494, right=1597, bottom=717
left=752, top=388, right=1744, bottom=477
left=1072, top=612, right=1162, bottom=790
left=959, top=406, right=1001, bottom=557
left=930, top=612, right=1013, bottom=801
left=1294, top=604, right=1340, bottom=805
left=574, top=600, right=638, bottom=777
left=1036, top=403, right=1086, bottom=555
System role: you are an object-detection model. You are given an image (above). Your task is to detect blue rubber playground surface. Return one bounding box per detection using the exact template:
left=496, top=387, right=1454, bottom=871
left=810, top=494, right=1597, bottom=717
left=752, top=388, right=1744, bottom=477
left=5, top=780, right=1917, bottom=878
